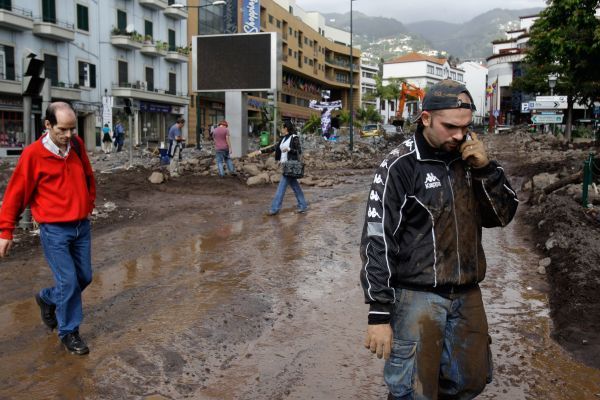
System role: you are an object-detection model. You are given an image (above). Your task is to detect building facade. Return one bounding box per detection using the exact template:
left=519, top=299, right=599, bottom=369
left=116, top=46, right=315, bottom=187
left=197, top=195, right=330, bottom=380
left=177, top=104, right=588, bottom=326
left=187, top=0, right=361, bottom=142
left=457, top=61, right=488, bottom=125
left=380, top=52, right=465, bottom=123
left=360, top=63, right=378, bottom=109
left=0, top=0, right=188, bottom=157
left=486, top=15, right=537, bottom=126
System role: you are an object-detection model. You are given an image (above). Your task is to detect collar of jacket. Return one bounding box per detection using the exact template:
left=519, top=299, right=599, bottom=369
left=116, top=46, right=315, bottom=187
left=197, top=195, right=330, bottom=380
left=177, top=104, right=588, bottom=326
left=414, top=125, right=461, bottom=164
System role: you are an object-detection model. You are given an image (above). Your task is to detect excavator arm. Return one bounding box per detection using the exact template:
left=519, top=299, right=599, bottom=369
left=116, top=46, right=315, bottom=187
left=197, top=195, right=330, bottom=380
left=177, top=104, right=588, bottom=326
left=393, top=82, right=425, bottom=127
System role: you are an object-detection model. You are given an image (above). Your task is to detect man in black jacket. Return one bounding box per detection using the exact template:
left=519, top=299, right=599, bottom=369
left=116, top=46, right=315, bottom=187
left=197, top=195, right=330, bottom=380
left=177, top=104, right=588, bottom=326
left=360, top=80, right=518, bottom=399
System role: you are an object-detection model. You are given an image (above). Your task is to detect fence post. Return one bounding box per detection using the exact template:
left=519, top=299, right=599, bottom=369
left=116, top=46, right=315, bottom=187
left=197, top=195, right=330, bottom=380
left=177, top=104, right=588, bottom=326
left=582, top=153, right=594, bottom=207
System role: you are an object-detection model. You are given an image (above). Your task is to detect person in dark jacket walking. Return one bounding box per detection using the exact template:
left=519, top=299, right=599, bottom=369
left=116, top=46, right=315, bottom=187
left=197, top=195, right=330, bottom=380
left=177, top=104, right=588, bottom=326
left=360, top=80, right=519, bottom=400
left=251, top=120, right=308, bottom=215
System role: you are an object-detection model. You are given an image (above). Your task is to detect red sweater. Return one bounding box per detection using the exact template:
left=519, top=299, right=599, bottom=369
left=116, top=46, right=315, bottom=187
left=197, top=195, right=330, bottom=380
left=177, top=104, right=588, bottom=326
left=0, top=135, right=96, bottom=240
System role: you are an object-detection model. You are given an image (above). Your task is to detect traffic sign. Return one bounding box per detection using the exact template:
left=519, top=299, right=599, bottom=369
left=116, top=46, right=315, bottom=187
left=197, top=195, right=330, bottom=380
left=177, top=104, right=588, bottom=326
left=536, top=96, right=566, bottom=102
left=529, top=100, right=567, bottom=109
left=521, top=102, right=530, bottom=113
left=531, top=114, right=564, bottom=124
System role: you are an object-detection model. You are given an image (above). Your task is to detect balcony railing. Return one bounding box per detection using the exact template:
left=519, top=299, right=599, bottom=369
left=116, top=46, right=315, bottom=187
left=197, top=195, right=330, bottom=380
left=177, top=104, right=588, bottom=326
left=0, top=5, right=34, bottom=31
left=33, top=17, right=74, bottom=41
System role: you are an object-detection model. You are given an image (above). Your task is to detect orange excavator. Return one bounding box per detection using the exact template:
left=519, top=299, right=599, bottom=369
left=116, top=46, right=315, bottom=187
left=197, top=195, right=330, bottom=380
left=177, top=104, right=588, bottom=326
left=392, top=82, right=425, bottom=127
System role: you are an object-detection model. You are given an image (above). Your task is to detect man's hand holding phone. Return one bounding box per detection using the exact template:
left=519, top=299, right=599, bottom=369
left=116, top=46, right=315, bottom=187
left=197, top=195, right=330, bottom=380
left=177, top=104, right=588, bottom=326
left=459, top=132, right=489, bottom=169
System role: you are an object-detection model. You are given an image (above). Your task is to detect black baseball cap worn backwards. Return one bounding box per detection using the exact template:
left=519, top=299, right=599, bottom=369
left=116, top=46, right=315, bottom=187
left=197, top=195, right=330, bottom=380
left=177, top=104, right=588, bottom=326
left=414, top=79, right=476, bottom=123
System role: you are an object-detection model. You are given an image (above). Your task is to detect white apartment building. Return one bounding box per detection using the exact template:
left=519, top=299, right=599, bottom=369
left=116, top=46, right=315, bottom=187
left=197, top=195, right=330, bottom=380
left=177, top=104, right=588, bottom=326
left=0, top=0, right=188, bottom=157
left=380, top=52, right=465, bottom=123
left=486, top=14, right=538, bottom=125
left=360, top=63, right=378, bottom=109
left=457, top=61, right=488, bottom=125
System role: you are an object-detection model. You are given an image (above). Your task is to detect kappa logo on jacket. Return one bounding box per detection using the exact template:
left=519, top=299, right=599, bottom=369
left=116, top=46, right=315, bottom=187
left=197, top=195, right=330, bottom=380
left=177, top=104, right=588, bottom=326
left=425, top=172, right=442, bottom=189
left=367, top=207, right=382, bottom=219
left=369, top=190, right=381, bottom=202
left=373, top=174, right=384, bottom=185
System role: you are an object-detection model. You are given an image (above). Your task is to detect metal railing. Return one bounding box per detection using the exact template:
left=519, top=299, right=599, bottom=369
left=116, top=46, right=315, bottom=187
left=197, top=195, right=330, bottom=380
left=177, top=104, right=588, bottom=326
left=112, top=82, right=186, bottom=97
left=36, top=16, right=74, bottom=29
left=0, top=4, right=33, bottom=17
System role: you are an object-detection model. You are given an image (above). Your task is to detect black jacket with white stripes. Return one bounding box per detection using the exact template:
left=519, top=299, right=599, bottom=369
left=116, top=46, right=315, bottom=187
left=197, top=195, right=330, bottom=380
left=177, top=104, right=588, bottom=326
left=359, top=128, right=519, bottom=324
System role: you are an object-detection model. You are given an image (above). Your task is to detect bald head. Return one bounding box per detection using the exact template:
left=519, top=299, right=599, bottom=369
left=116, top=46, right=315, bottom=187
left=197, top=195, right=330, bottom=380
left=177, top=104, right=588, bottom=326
left=45, top=102, right=76, bottom=127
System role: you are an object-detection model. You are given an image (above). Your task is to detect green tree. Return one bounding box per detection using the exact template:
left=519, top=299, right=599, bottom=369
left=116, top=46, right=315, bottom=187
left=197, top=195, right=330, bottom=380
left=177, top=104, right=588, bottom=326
left=301, top=113, right=322, bottom=135
left=512, top=0, right=600, bottom=141
left=356, top=105, right=383, bottom=125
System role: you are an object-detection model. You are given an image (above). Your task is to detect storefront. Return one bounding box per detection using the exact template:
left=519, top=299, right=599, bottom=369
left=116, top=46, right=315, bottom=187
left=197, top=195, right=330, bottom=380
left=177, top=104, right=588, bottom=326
left=0, top=96, right=25, bottom=157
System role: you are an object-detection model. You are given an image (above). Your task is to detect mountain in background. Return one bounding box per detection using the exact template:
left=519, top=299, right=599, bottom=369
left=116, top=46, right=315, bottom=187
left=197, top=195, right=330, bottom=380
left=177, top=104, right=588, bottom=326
left=405, top=8, right=543, bottom=59
left=325, top=7, right=543, bottom=62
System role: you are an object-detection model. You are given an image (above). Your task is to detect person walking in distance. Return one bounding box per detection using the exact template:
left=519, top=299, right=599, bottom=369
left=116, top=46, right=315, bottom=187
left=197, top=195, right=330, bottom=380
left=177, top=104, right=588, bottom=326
left=168, top=118, right=185, bottom=160
left=360, top=80, right=519, bottom=399
left=251, top=120, right=308, bottom=215
left=0, top=102, right=96, bottom=355
left=113, top=119, right=125, bottom=152
left=101, top=123, right=112, bottom=154
left=212, top=120, right=236, bottom=177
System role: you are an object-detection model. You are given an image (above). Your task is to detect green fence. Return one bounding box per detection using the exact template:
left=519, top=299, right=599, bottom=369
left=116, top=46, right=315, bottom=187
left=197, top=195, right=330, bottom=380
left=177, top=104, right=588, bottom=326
left=582, top=152, right=597, bottom=207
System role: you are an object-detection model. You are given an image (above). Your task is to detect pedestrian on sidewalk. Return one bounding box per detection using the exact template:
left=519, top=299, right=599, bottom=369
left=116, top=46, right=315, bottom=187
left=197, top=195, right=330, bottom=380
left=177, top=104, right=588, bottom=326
left=101, top=123, right=112, bottom=154
left=167, top=118, right=186, bottom=161
left=213, top=120, right=236, bottom=177
left=359, top=80, right=519, bottom=399
left=252, top=120, right=308, bottom=215
left=0, top=102, right=96, bottom=356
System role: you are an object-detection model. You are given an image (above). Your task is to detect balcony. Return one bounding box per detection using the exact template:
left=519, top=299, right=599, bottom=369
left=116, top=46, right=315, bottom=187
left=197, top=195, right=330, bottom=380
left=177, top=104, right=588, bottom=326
left=164, top=5, right=187, bottom=19
left=165, top=49, right=188, bottom=63
left=0, top=5, right=34, bottom=31
left=111, top=31, right=143, bottom=50
left=140, top=41, right=167, bottom=57
left=112, top=82, right=189, bottom=106
left=139, top=0, right=168, bottom=10
left=51, top=82, right=81, bottom=101
left=0, top=74, right=21, bottom=95
left=33, top=18, right=74, bottom=41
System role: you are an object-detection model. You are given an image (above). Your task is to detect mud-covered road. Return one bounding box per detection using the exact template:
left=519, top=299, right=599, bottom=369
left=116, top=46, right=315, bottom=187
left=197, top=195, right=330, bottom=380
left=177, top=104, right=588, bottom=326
left=1, top=168, right=599, bottom=399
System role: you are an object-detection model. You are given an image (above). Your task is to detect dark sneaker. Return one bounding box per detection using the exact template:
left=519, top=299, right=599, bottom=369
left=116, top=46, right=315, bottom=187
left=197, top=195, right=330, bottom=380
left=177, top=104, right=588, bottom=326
left=35, top=294, right=57, bottom=330
left=297, top=207, right=309, bottom=214
left=264, top=210, right=278, bottom=216
left=61, top=332, right=89, bottom=355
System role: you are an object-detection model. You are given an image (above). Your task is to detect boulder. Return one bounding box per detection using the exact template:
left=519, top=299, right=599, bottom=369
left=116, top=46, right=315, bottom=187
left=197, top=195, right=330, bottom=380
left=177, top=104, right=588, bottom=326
left=148, top=172, right=165, bottom=184
left=243, top=164, right=262, bottom=176
left=246, top=172, right=270, bottom=186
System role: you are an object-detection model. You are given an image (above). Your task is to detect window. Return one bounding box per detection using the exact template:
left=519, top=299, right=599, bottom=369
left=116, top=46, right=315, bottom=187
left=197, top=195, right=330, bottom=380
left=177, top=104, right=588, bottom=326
left=289, top=27, right=292, bottom=35
left=427, top=65, right=434, bottom=74
left=0, top=45, right=14, bottom=80
left=118, top=60, right=128, bottom=86
left=458, top=74, right=463, bottom=82
left=145, top=20, right=153, bottom=39
left=117, top=10, right=127, bottom=31
left=0, top=0, right=11, bottom=11
left=436, top=67, right=442, bottom=76
left=168, top=29, right=176, bottom=51
left=288, top=48, right=292, bottom=56
left=76, top=4, right=89, bottom=31
left=276, top=19, right=281, bottom=28
left=268, top=14, right=273, bottom=24
left=78, top=61, right=96, bottom=88
left=42, top=0, right=56, bottom=23
left=168, top=72, right=176, bottom=95
left=44, top=54, right=58, bottom=86
left=145, top=67, right=154, bottom=91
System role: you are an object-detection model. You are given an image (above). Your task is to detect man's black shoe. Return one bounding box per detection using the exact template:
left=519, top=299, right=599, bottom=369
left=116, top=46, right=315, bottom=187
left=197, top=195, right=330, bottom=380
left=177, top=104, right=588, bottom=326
left=61, top=332, right=89, bottom=355
left=35, top=294, right=57, bottom=330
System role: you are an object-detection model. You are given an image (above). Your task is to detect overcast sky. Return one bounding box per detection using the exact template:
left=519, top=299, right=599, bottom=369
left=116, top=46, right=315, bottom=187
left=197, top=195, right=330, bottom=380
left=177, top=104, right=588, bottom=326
left=293, top=0, right=547, bottom=23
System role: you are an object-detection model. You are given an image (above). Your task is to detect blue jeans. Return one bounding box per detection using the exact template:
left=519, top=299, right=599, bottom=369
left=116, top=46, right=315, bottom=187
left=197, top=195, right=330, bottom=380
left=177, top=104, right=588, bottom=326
left=39, top=220, right=92, bottom=338
left=386, top=287, right=491, bottom=400
left=216, top=149, right=235, bottom=176
left=270, top=174, right=308, bottom=213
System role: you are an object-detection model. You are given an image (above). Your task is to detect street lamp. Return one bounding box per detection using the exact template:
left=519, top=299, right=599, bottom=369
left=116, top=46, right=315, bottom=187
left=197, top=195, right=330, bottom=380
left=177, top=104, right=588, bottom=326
left=349, top=0, right=357, bottom=152
left=548, top=73, right=558, bottom=96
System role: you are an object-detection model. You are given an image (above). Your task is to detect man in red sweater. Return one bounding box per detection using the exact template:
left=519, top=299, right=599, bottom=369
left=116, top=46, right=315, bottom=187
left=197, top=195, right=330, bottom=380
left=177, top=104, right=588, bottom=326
left=0, top=102, right=96, bottom=355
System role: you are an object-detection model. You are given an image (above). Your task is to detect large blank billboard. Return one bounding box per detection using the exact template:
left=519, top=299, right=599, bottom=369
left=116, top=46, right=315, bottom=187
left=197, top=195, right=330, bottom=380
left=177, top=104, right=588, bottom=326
left=192, top=32, right=281, bottom=92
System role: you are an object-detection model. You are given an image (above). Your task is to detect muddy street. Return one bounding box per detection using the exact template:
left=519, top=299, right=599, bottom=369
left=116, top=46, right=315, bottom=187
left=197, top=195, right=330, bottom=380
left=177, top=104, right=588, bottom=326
left=0, top=170, right=599, bottom=399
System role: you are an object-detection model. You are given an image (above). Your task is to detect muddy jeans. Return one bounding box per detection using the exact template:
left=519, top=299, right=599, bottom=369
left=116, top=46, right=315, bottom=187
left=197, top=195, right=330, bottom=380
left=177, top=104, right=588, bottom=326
left=386, top=286, right=492, bottom=400
left=39, top=220, right=93, bottom=338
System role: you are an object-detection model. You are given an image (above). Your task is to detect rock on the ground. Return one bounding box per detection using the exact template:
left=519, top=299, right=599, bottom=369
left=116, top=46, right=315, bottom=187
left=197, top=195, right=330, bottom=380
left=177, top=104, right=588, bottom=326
left=148, top=172, right=165, bottom=184
left=247, top=173, right=270, bottom=186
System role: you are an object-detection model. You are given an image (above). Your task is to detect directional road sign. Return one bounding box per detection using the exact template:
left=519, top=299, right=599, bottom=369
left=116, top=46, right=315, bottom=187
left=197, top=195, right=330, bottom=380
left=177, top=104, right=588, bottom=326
left=531, top=114, right=564, bottom=124
left=529, top=100, right=567, bottom=109
left=536, top=96, right=567, bottom=102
